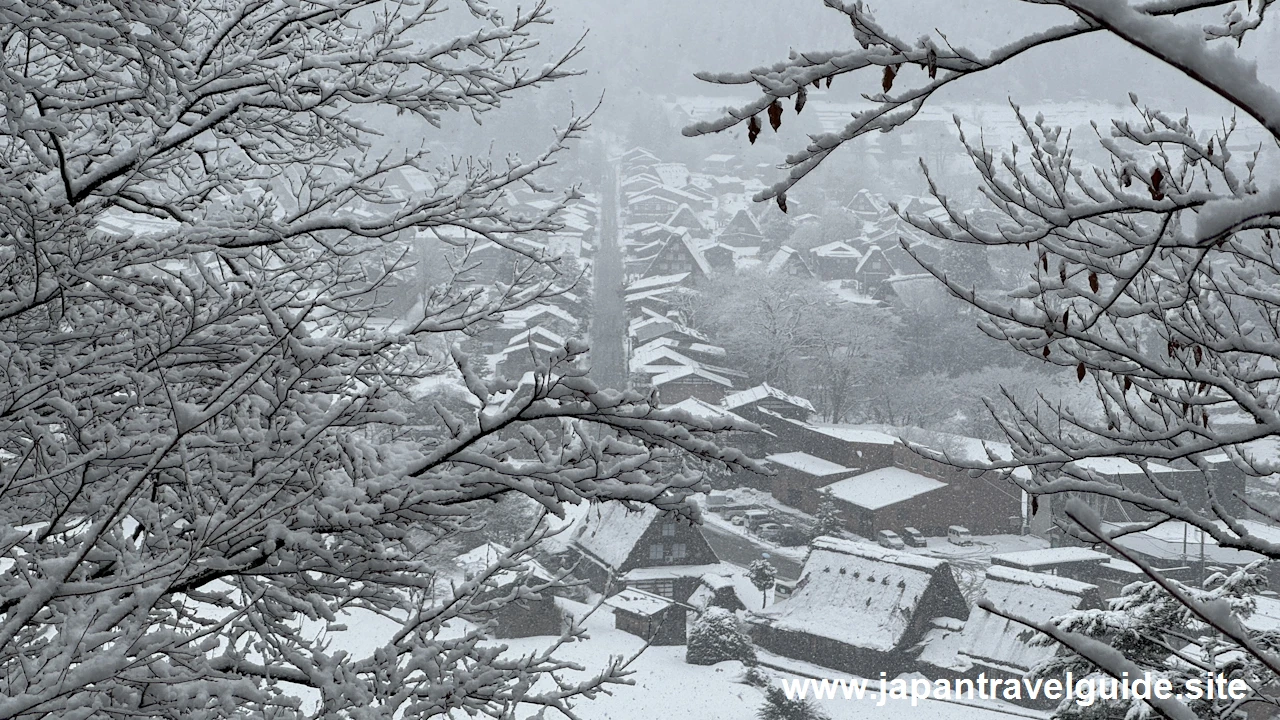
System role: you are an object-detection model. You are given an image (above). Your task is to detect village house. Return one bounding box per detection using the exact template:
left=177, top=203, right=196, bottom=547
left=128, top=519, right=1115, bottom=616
left=476, top=304, right=580, bottom=352
left=808, top=241, right=863, bottom=281
left=749, top=538, right=969, bottom=677
left=628, top=308, right=708, bottom=346
left=756, top=416, right=899, bottom=472
left=917, top=566, right=1103, bottom=700
left=765, top=451, right=861, bottom=512
left=664, top=204, right=709, bottom=238
left=620, top=147, right=660, bottom=174
left=1048, top=456, right=1243, bottom=526
left=766, top=245, right=816, bottom=278
left=495, top=326, right=568, bottom=380
left=628, top=186, right=711, bottom=224
left=630, top=344, right=747, bottom=386
left=843, top=189, right=891, bottom=222
left=703, top=153, right=741, bottom=173
left=721, top=383, right=816, bottom=424
left=716, top=208, right=765, bottom=249
left=606, top=588, right=688, bottom=645
left=624, top=286, right=682, bottom=323
left=632, top=337, right=728, bottom=368
left=455, top=543, right=567, bottom=639
left=666, top=397, right=774, bottom=459
left=639, top=232, right=712, bottom=283
left=851, top=246, right=895, bottom=295
left=650, top=366, right=736, bottom=405
left=564, top=503, right=721, bottom=602
left=700, top=242, right=738, bottom=272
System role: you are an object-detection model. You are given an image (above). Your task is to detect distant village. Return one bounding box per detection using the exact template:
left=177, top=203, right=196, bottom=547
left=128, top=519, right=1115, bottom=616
left=339, top=140, right=1280, bottom=712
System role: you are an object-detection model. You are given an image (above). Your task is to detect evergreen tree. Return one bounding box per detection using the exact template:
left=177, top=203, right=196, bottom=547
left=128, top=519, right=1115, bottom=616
left=757, top=686, right=830, bottom=720
left=686, top=608, right=757, bottom=666
left=812, top=497, right=844, bottom=540
left=748, top=560, right=778, bottom=609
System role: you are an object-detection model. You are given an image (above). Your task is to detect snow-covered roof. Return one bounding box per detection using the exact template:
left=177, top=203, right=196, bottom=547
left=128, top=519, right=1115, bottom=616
left=989, top=547, right=1111, bottom=570
left=765, top=452, right=854, bottom=477
left=651, top=365, right=734, bottom=388
left=844, top=189, right=889, bottom=216
left=719, top=209, right=763, bottom=238
left=1067, top=457, right=1180, bottom=476
left=500, top=304, right=578, bottom=328
left=653, top=163, right=691, bottom=188
left=765, top=245, right=809, bottom=275
left=760, top=538, right=951, bottom=652
left=606, top=588, right=672, bottom=617
left=572, top=504, right=663, bottom=568
left=624, top=564, right=725, bottom=582
left=954, top=566, right=1098, bottom=673
left=456, top=542, right=554, bottom=584
left=802, top=424, right=899, bottom=445
left=666, top=397, right=752, bottom=426
left=821, top=467, right=947, bottom=510
left=627, top=273, right=691, bottom=292
left=811, top=240, right=863, bottom=259
left=721, top=383, right=816, bottom=414
left=499, top=326, right=566, bottom=354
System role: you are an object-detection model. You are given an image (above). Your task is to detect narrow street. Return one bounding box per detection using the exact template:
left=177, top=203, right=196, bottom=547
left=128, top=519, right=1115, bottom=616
left=701, top=523, right=804, bottom=580
left=587, top=164, right=627, bottom=390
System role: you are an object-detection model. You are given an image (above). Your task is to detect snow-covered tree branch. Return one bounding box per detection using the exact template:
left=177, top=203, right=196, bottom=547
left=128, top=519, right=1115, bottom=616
left=690, top=0, right=1280, bottom=717
left=0, top=1, right=757, bottom=717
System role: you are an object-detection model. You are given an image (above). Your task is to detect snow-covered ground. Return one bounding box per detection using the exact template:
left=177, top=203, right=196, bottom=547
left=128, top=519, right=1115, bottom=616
left=486, top=600, right=1048, bottom=720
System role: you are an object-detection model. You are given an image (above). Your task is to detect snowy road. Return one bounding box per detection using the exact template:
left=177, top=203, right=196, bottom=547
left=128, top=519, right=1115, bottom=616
left=586, top=164, right=627, bottom=390
left=701, top=523, right=804, bottom=580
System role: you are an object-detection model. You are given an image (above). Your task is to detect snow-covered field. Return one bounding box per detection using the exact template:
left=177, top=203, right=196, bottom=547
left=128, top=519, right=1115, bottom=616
left=489, top=600, right=1047, bottom=720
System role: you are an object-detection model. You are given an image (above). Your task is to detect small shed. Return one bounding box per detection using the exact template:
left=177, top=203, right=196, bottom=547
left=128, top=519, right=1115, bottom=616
left=606, top=588, right=688, bottom=645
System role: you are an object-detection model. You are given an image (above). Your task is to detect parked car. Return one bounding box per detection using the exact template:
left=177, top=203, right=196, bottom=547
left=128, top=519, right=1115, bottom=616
left=876, top=529, right=905, bottom=550
left=757, top=522, right=783, bottom=540
left=743, top=509, right=772, bottom=529
left=901, top=527, right=927, bottom=548
left=774, top=579, right=798, bottom=599
left=947, top=525, right=975, bottom=546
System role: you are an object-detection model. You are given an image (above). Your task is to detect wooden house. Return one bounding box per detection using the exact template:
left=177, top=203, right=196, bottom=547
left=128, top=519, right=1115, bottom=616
left=756, top=415, right=899, bottom=472
left=567, top=503, right=721, bottom=601
left=917, top=566, right=1103, bottom=696
left=749, top=538, right=969, bottom=677
left=651, top=366, right=735, bottom=405
left=808, top=241, right=863, bottom=281
left=495, top=326, right=567, bottom=379
left=664, top=204, right=708, bottom=238
left=628, top=186, right=710, bottom=223
left=606, top=589, right=688, bottom=645
left=701, top=243, right=738, bottom=272
left=843, top=189, right=890, bottom=221
left=717, top=209, right=765, bottom=249
left=703, top=154, right=740, bottom=172
left=766, top=245, right=816, bottom=278
left=456, top=543, right=567, bottom=638
left=852, top=246, right=895, bottom=295
left=627, top=308, right=707, bottom=346
left=640, top=233, right=711, bottom=283
left=721, top=383, right=816, bottom=424
left=667, top=397, right=773, bottom=459
left=620, top=147, right=660, bottom=174
left=630, top=345, right=747, bottom=386
left=765, top=451, right=861, bottom=513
